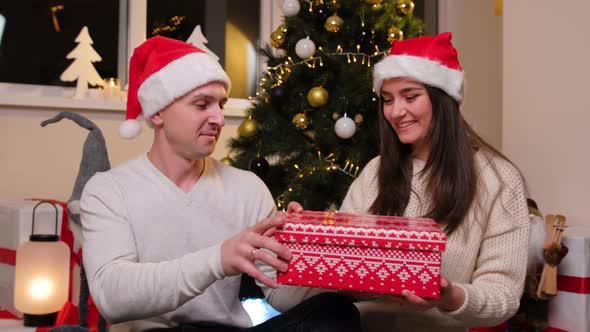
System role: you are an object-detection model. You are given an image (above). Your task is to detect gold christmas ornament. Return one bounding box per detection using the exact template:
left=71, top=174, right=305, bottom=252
left=292, top=113, right=309, bottom=130
left=238, top=118, right=257, bottom=138
left=307, top=86, right=329, bottom=108
left=220, top=157, right=233, bottom=166
left=364, top=0, right=383, bottom=5
left=270, top=30, right=286, bottom=48
left=270, top=24, right=287, bottom=48
left=324, top=13, right=343, bottom=33
left=396, top=0, right=415, bottom=16
left=327, top=0, right=341, bottom=11
left=387, top=26, right=404, bottom=43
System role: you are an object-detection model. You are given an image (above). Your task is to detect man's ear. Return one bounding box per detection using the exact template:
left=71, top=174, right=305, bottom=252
left=150, top=112, right=163, bottom=126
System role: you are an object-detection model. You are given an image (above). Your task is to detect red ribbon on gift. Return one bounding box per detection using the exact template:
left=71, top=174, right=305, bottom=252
left=0, top=247, right=16, bottom=265
left=0, top=309, right=18, bottom=319
left=556, top=274, right=590, bottom=294
left=468, top=322, right=508, bottom=332
left=545, top=327, right=568, bottom=332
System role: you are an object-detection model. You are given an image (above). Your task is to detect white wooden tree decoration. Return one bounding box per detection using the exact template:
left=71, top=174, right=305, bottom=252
left=60, top=26, right=104, bottom=99
left=186, top=25, right=219, bottom=61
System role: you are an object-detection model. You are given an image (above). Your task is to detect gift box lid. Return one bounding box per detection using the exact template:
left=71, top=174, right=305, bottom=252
left=276, top=210, right=446, bottom=252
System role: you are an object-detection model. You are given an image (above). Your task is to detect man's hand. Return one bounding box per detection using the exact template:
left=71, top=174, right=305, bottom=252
left=262, top=201, right=303, bottom=237
left=384, top=277, right=465, bottom=312
left=220, top=214, right=292, bottom=288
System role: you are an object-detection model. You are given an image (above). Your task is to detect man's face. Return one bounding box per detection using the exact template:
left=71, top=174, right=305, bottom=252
left=152, top=81, right=228, bottom=160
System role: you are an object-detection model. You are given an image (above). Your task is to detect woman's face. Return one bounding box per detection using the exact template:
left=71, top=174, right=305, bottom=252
left=381, top=77, right=433, bottom=160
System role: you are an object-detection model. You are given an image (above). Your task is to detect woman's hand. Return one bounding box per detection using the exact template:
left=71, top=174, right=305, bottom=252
left=286, top=201, right=303, bottom=213
left=386, top=277, right=465, bottom=311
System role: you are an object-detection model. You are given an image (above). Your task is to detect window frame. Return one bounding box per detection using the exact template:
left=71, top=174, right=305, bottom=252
left=0, top=0, right=282, bottom=118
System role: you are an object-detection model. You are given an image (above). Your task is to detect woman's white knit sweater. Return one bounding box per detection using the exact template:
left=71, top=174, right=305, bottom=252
left=340, top=152, right=530, bottom=332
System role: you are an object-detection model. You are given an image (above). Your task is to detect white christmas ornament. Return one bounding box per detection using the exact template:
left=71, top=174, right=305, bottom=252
left=295, top=37, right=316, bottom=59
left=60, top=26, right=104, bottom=99
left=335, top=115, right=356, bottom=139
left=186, top=25, right=219, bottom=61
left=281, top=0, right=301, bottom=17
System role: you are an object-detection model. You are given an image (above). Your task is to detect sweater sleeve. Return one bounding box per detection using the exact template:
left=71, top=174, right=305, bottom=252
left=443, top=167, right=531, bottom=326
left=80, top=173, right=225, bottom=323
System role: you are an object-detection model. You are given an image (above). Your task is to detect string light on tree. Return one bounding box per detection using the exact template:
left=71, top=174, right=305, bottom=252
left=264, top=48, right=387, bottom=84
left=370, top=3, right=383, bottom=12
left=396, top=0, right=415, bottom=16
left=359, top=21, right=375, bottom=53
left=335, top=114, right=356, bottom=139
left=281, top=0, right=301, bottom=17
left=364, top=0, right=383, bottom=5
left=387, top=26, right=404, bottom=43
left=295, top=37, right=316, bottom=59
left=327, top=0, right=340, bottom=11
left=307, top=86, right=329, bottom=108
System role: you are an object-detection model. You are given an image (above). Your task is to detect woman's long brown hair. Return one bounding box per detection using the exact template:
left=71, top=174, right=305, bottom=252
left=369, top=86, right=512, bottom=235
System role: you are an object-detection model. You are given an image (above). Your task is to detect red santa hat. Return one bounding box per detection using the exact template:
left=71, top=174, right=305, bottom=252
left=373, top=32, right=464, bottom=104
left=120, top=36, right=231, bottom=139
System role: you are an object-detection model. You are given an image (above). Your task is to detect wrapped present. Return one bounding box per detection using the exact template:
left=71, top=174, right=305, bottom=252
left=0, top=200, right=65, bottom=316
left=275, top=210, right=446, bottom=298
left=547, top=226, right=590, bottom=332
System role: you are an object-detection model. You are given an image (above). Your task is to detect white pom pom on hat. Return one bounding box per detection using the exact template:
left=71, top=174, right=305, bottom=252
left=119, top=119, right=142, bottom=139
left=373, top=32, right=464, bottom=104
left=121, top=36, right=231, bottom=139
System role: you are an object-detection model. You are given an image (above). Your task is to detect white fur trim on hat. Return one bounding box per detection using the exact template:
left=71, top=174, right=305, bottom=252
left=373, top=55, right=464, bottom=103
left=137, top=52, right=231, bottom=118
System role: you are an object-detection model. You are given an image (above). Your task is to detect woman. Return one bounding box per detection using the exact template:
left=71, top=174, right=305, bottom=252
left=340, top=32, right=530, bottom=331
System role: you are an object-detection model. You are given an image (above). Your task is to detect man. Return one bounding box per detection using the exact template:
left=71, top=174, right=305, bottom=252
left=80, top=36, right=360, bottom=332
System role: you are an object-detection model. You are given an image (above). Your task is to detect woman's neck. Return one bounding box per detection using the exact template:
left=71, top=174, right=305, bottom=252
left=411, top=141, right=431, bottom=161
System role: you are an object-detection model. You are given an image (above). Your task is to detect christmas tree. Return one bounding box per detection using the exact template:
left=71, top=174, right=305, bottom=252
left=228, top=0, right=425, bottom=210
left=60, top=26, right=104, bottom=99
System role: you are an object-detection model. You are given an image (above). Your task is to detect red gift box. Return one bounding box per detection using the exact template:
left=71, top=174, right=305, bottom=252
left=275, top=210, right=446, bottom=298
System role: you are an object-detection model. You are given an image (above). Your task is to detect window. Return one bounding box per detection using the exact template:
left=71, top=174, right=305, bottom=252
left=0, top=1, right=436, bottom=110
left=0, top=0, right=264, bottom=102
left=0, top=0, right=119, bottom=87
left=144, top=0, right=261, bottom=99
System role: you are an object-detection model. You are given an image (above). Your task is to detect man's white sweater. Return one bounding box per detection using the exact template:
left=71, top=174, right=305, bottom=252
left=340, top=152, right=530, bottom=332
left=81, top=155, right=316, bottom=331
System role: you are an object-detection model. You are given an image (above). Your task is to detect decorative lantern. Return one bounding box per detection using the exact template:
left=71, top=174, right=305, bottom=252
left=14, top=201, right=70, bottom=327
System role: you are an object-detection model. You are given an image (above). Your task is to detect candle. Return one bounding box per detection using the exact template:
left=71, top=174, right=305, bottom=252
left=103, top=78, right=121, bottom=101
